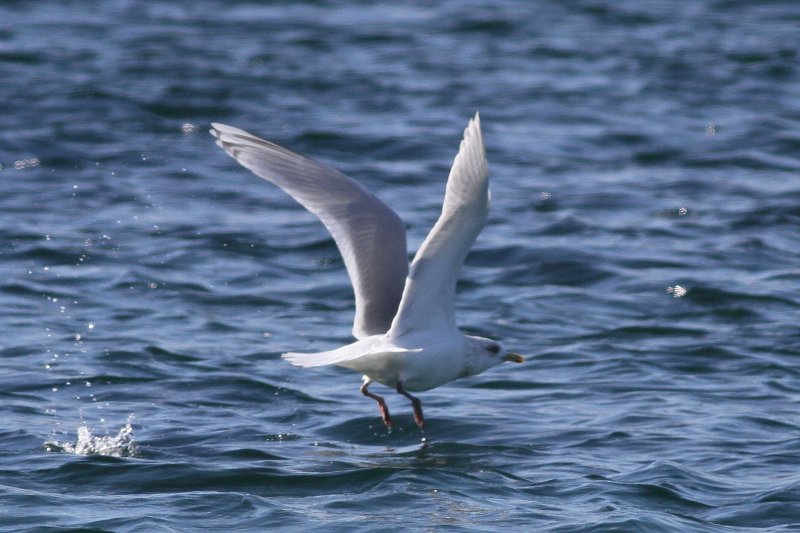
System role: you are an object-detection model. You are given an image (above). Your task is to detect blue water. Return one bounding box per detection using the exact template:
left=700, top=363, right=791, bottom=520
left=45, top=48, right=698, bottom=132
left=2, top=1, right=800, bottom=531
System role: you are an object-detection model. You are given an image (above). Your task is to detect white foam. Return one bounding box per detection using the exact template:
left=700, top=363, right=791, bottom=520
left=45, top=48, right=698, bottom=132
left=45, top=415, right=138, bottom=457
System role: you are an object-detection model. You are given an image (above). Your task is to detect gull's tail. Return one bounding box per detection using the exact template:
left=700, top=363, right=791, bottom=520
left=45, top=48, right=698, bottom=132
left=283, top=336, right=420, bottom=368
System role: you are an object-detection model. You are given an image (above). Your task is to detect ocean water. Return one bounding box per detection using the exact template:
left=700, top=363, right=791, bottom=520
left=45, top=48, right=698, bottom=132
left=1, top=1, right=799, bottom=531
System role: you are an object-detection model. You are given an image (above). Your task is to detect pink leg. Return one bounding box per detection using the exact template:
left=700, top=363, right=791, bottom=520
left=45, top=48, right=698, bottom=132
left=360, top=380, right=392, bottom=429
left=396, top=381, right=425, bottom=430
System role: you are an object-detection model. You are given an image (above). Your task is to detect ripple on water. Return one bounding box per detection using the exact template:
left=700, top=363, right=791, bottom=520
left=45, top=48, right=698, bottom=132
left=1, top=0, right=800, bottom=530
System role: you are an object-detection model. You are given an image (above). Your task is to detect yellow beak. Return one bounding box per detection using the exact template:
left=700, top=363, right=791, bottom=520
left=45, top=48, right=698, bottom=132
left=503, top=353, right=525, bottom=363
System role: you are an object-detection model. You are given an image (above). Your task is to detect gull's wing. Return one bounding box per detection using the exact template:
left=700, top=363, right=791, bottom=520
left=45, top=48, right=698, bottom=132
left=388, top=113, right=489, bottom=338
left=210, top=123, right=408, bottom=338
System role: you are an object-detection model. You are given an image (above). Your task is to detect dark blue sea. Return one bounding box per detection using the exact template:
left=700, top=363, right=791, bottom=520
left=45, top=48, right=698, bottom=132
left=2, top=1, right=799, bottom=531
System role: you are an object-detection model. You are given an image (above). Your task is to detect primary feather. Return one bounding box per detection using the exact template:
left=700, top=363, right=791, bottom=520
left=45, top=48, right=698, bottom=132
left=388, top=113, right=489, bottom=338
left=210, top=123, right=408, bottom=338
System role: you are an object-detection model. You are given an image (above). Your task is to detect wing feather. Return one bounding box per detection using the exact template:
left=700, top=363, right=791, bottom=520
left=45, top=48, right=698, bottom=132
left=388, top=113, right=489, bottom=337
left=211, top=123, right=408, bottom=338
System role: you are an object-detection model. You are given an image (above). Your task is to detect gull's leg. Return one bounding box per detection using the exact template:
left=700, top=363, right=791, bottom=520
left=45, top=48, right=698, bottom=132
left=360, top=377, right=392, bottom=429
left=396, top=381, right=425, bottom=430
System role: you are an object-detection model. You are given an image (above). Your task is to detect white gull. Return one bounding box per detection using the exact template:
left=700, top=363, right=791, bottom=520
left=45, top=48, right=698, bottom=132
left=210, top=113, right=523, bottom=430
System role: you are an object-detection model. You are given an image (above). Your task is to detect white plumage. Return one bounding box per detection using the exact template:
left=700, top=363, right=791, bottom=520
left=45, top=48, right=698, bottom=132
left=211, top=113, right=523, bottom=430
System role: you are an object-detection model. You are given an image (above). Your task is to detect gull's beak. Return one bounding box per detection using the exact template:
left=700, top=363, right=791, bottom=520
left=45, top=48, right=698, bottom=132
left=503, top=352, right=525, bottom=364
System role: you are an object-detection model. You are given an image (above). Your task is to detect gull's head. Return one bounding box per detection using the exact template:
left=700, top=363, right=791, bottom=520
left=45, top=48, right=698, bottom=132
left=462, top=335, right=525, bottom=377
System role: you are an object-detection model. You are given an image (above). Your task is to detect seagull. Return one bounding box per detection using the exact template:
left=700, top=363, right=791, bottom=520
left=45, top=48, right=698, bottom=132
left=210, top=113, right=524, bottom=431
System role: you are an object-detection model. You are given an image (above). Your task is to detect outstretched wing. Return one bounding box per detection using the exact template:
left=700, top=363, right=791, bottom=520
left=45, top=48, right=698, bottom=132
left=211, top=123, right=408, bottom=338
left=388, top=113, right=489, bottom=338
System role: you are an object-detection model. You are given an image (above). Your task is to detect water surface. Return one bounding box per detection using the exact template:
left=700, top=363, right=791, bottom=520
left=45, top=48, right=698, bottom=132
left=1, top=1, right=799, bottom=531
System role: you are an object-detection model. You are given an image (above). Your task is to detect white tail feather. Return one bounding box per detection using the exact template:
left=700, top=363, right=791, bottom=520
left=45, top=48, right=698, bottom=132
left=282, top=336, right=419, bottom=368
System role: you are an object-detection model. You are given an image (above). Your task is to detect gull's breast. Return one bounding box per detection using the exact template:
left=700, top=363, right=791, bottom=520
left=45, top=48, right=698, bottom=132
left=395, top=349, right=466, bottom=392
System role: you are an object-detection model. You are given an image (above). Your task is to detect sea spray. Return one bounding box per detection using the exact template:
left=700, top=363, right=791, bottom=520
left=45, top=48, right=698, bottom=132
left=45, top=415, right=138, bottom=457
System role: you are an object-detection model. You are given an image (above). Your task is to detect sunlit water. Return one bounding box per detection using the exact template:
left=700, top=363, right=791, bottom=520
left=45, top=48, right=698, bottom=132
left=1, top=1, right=799, bottom=531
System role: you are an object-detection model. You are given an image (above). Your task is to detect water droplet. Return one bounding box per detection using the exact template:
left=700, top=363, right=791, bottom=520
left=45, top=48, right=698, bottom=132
left=43, top=417, right=138, bottom=457
left=14, top=158, right=40, bottom=169
left=666, top=285, right=687, bottom=298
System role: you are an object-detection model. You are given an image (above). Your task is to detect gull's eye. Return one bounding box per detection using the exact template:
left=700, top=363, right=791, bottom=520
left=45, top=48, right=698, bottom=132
left=488, top=344, right=500, bottom=355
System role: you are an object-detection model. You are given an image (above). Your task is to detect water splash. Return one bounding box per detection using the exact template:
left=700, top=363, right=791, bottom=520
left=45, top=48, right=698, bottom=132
left=666, top=285, right=687, bottom=298
left=44, top=416, right=138, bottom=457
left=13, top=157, right=40, bottom=169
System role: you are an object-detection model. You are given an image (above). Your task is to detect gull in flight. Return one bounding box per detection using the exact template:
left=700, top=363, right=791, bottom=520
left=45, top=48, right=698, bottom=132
left=210, top=113, right=523, bottom=431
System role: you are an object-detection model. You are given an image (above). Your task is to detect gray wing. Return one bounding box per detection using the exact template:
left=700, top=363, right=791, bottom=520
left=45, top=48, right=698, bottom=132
left=210, top=123, right=408, bottom=338
left=388, top=113, right=489, bottom=338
